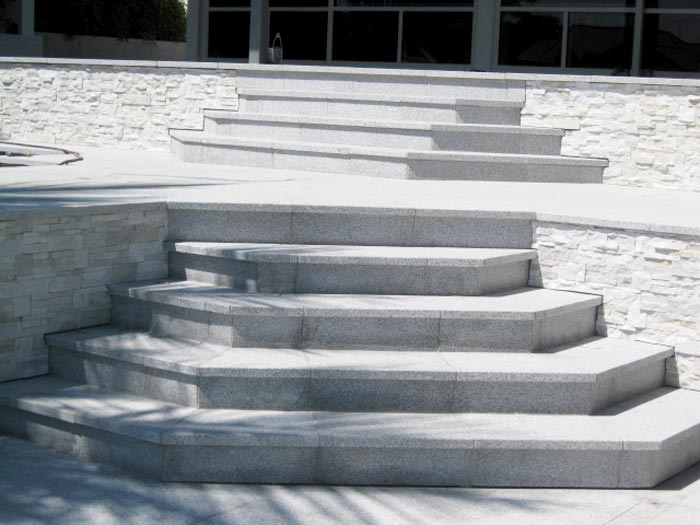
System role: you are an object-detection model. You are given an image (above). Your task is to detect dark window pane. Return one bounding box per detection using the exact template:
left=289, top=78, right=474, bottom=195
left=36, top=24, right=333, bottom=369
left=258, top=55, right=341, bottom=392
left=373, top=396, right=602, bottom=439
left=208, top=11, right=250, bottom=58
left=567, top=13, right=634, bottom=69
left=643, top=14, right=700, bottom=72
left=402, top=12, right=472, bottom=64
left=210, top=0, right=250, bottom=7
left=502, top=0, right=633, bottom=6
left=270, top=11, right=328, bottom=60
left=333, top=11, right=398, bottom=62
left=499, top=12, right=562, bottom=67
left=335, top=1, right=473, bottom=6
left=271, top=1, right=328, bottom=6
left=646, top=1, right=700, bottom=8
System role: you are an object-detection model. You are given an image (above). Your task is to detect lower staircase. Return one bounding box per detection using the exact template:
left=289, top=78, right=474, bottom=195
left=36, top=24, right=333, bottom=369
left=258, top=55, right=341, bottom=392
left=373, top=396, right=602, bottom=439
left=1, top=204, right=700, bottom=487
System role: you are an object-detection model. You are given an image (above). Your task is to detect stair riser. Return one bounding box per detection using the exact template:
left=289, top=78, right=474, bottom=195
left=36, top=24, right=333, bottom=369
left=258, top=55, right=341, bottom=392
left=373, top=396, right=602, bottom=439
left=48, top=347, right=666, bottom=415
left=0, top=406, right=164, bottom=480
left=407, top=158, right=604, bottom=183
left=203, top=119, right=562, bottom=155
left=1, top=405, right=685, bottom=488
left=173, top=138, right=599, bottom=183
left=173, top=134, right=600, bottom=184
left=237, top=72, right=526, bottom=101
left=111, top=296, right=598, bottom=352
left=167, top=209, right=534, bottom=249
left=168, top=252, right=531, bottom=296
left=239, top=96, right=522, bottom=125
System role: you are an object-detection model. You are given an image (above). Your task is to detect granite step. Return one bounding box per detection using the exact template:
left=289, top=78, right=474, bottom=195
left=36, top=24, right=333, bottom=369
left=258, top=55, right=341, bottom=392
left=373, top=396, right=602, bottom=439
left=167, top=242, right=536, bottom=296
left=1, top=376, right=699, bottom=487
left=166, top=203, right=535, bottom=250
left=236, top=65, right=526, bottom=101
left=47, top=327, right=671, bottom=414
left=237, top=89, right=523, bottom=125
left=109, top=280, right=601, bottom=352
left=170, top=131, right=606, bottom=183
left=202, top=111, right=562, bottom=155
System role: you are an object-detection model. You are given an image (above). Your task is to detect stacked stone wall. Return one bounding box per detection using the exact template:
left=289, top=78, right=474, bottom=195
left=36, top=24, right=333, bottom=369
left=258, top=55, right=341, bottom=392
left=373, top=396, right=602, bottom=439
left=0, top=204, right=168, bottom=382
left=0, top=61, right=237, bottom=149
left=531, top=221, right=700, bottom=347
left=523, top=80, right=700, bottom=192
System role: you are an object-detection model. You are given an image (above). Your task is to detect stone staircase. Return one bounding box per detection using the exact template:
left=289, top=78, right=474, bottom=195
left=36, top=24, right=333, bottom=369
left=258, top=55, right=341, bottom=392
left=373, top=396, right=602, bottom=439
left=1, top=203, right=700, bottom=487
left=2, top=68, right=700, bottom=488
left=170, top=66, right=607, bottom=182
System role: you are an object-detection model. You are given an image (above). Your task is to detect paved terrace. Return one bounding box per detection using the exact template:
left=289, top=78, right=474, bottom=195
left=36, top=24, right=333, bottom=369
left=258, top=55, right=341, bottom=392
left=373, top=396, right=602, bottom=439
left=1, top=147, right=700, bottom=237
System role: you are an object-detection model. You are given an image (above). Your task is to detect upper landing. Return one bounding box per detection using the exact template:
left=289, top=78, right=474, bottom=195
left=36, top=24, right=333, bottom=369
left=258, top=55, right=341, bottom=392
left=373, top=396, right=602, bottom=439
left=1, top=147, right=700, bottom=238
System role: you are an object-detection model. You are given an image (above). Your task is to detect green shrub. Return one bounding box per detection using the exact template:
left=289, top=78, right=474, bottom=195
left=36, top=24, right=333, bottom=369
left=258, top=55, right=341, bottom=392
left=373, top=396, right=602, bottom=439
left=35, top=0, right=186, bottom=42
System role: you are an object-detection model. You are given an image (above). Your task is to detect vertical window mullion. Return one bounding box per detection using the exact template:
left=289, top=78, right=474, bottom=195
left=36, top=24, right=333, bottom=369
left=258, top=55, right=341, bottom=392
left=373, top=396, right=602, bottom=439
left=631, top=0, right=644, bottom=75
left=397, top=9, right=404, bottom=63
left=561, top=10, right=568, bottom=68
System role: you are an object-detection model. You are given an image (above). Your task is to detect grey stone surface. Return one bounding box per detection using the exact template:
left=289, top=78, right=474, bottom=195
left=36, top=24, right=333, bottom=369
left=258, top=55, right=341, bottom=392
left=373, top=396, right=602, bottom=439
left=167, top=243, right=534, bottom=296
left=1, top=377, right=700, bottom=487
left=4, top=434, right=700, bottom=525
left=315, top=447, right=472, bottom=487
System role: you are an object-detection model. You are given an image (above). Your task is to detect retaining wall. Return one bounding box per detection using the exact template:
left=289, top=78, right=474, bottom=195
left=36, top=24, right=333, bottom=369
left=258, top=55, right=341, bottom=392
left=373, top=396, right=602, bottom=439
left=522, top=78, right=700, bottom=192
left=0, top=59, right=237, bottom=149
left=0, top=204, right=168, bottom=383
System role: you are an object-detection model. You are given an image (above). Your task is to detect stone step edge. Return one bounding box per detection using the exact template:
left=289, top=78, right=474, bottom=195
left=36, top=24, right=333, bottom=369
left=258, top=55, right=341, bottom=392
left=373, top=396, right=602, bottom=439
left=109, top=280, right=603, bottom=321
left=170, top=131, right=608, bottom=167
left=164, top=201, right=536, bottom=221
left=166, top=242, right=537, bottom=268
left=1, top=377, right=697, bottom=451
left=236, top=89, right=525, bottom=108
left=46, top=328, right=672, bottom=383
left=202, top=110, right=562, bottom=136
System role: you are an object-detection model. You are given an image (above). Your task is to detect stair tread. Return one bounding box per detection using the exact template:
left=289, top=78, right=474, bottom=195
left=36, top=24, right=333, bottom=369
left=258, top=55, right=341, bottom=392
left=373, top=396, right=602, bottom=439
left=204, top=110, right=562, bottom=135
left=47, top=327, right=672, bottom=381
left=170, top=130, right=606, bottom=166
left=237, top=88, right=525, bottom=108
left=109, top=280, right=602, bottom=319
left=2, top=376, right=698, bottom=448
left=167, top=242, right=536, bottom=267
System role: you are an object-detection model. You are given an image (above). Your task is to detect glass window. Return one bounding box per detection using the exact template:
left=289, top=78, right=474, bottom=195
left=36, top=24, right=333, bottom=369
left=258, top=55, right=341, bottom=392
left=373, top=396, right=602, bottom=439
left=499, top=12, right=563, bottom=67
left=502, top=0, right=634, bottom=6
left=270, top=11, right=328, bottom=60
left=208, top=11, right=250, bottom=59
left=332, top=11, right=399, bottom=62
left=402, top=11, right=472, bottom=64
left=567, top=13, right=634, bottom=70
left=643, top=14, right=700, bottom=72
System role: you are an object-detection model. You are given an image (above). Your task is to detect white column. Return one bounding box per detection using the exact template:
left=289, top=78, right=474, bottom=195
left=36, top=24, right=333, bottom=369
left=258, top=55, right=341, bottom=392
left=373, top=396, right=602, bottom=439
left=20, top=0, right=35, bottom=36
left=249, top=0, right=269, bottom=64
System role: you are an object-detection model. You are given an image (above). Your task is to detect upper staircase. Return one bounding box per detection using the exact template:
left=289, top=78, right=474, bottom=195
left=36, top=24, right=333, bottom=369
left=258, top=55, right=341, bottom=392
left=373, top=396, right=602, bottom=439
left=170, top=66, right=607, bottom=182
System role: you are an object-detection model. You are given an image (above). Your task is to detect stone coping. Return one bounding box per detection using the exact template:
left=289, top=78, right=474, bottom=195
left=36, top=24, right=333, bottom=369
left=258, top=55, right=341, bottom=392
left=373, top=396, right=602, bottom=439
left=0, top=201, right=166, bottom=221
left=1, top=56, right=700, bottom=87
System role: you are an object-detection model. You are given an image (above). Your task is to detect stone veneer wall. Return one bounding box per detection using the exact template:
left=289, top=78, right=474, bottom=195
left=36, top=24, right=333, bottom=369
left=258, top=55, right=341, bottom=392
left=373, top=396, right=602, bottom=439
left=522, top=79, right=700, bottom=192
left=0, top=204, right=168, bottom=383
left=530, top=221, right=700, bottom=389
left=0, top=59, right=237, bottom=149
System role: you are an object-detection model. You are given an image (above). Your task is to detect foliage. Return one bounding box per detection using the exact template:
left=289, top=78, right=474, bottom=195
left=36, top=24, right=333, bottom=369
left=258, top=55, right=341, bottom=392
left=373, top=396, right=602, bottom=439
left=35, top=0, right=186, bottom=42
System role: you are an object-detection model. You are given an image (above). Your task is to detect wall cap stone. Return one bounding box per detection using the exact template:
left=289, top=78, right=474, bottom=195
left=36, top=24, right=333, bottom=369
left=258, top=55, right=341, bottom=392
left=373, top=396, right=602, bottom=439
left=0, top=201, right=166, bottom=221
left=1, top=57, right=699, bottom=86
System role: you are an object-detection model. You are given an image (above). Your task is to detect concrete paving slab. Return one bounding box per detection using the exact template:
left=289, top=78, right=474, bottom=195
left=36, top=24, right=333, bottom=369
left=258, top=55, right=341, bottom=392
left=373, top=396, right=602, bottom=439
left=1, top=435, right=699, bottom=524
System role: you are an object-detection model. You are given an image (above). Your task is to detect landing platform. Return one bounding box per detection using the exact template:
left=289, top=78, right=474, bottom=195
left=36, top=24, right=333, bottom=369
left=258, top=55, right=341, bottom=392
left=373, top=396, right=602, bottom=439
left=1, top=147, right=699, bottom=236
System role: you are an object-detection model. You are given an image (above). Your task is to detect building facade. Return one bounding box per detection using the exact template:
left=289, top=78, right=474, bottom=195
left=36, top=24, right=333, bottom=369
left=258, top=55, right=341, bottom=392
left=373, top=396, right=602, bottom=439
left=186, top=0, right=700, bottom=77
